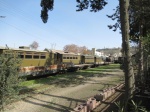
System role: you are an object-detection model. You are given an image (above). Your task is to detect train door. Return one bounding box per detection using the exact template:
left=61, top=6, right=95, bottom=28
left=57, top=53, right=63, bottom=64
left=81, top=55, right=85, bottom=64
left=53, top=53, right=57, bottom=64
left=94, top=57, right=96, bottom=64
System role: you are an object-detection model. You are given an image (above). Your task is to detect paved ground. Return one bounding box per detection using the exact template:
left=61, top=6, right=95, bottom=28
left=4, top=68, right=124, bottom=112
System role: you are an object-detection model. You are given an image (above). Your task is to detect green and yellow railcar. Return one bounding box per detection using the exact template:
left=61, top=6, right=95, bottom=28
left=95, top=56, right=103, bottom=65
left=81, top=55, right=95, bottom=64
left=53, top=50, right=81, bottom=66
left=0, top=46, right=58, bottom=76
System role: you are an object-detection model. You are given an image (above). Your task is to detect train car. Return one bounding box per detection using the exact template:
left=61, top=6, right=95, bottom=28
left=0, top=46, right=58, bottom=77
left=95, top=56, right=104, bottom=66
left=52, top=50, right=81, bottom=71
left=0, top=46, right=105, bottom=76
left=52, top=50, right=81, bottom=65
left=80, top=55, right=95, bottom=68
left=81, top=55, right=94, bottom=64
left=52, top=50, right=104, bottom=70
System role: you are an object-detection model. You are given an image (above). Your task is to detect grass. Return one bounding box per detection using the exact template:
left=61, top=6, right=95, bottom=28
left=20, top=64, right=122, bottom=91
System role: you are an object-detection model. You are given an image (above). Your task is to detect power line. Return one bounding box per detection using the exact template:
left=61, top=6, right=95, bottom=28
left=0, top=0, right=95, bottom=49
left=0, top=1, right=75, bottom=42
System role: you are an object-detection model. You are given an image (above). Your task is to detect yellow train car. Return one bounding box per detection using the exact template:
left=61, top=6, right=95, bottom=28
left=81, top=55, right=95, bottom=64
left=0, top=46, right=58, bottom=76
left=95, top=56, right=104, bottom=65
left=52, top=50, right=81, bottom=66
left=0, top=46, right=105, bottom=75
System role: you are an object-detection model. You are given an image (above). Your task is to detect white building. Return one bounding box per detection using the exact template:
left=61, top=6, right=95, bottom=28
left=92, top=48, right=104, bottom=57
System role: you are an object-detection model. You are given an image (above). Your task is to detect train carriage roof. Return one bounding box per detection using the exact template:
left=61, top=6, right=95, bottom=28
left=0, top=46, right=47, bottom=53
left=51, top=49, right=79, bottom=55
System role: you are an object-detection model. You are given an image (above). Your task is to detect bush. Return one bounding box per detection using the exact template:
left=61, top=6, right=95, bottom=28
left=0, top=50, right=21, bottom=111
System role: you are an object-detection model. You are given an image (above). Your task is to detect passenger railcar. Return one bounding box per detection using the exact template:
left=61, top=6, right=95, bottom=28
left=0, top=46, right=104, bottom=77
left=0, top=46, right=58, bottom=77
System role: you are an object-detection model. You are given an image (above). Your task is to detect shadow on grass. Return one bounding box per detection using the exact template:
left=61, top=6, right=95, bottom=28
left=20, top=64, right=123, bottom=93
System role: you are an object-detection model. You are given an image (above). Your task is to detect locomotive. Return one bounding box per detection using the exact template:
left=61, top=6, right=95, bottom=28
left=0, top=46, right=104, bottom=77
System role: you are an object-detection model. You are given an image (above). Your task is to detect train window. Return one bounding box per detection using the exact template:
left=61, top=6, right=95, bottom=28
left=73, top=57, right=75, bottom=59
left=70, top=57, right=72, bottom=59
left=67, top=57, right=69, bottom=59
left=20, top=55, right=24, bottom=59
left=33, top=55, right=39, bottom=59
left=63, top=57, right=66, bottom=59
left=40, top=56, right=46, bottom=59
left=25, top=55, right=32, bottom=59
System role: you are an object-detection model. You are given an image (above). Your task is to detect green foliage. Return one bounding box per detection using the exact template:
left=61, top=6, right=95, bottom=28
left=40, top=0, right=107, bottom=23
left=114, top=100, right=148, bottom=112
left=130, top=100, right=148, bottom=112
left=0, top=50, right=21, bottom=111
left=114, top=101, right=124, bottom=112
left=142, top=33, right=150, bottom=54
left=40, top=0, right=54, bottom=23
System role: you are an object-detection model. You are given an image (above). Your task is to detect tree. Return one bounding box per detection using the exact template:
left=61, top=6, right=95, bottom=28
left=63, top=44, right=89, bottom=54
left=78, top=46, right=89, bottom=54
left=29, top=41, right=39, bottom=50
left=63, top=44, right=79, bottom=53
left=40, top=0, right=135, bottom=110
left=119, top=1, right=135, bottom=109
left=107, top=0, right=150, bottom=94
left=0, top=50, right=21, bottom=111
left=40, top=0, right=107, bottom=23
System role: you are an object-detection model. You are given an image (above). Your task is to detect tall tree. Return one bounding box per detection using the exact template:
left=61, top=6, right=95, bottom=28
left=129, top=0, right=150, bottom=82
left=107, top=0, right=150, bottom=86
left=119, top=0, right=134, bottom=109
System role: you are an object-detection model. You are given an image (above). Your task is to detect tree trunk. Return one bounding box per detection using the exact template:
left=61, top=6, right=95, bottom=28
left=119, top=0, right=135, bottom=110
left=137, top=35, right=143, bottom=81
left=137, top=0, right=144, bottom=83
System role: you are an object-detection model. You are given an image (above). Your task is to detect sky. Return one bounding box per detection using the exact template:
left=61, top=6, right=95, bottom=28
left=0, top=0, right=121, bottom=50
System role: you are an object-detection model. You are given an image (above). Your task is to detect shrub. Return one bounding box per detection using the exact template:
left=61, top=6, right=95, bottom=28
left=0, top=50, right=21, bottom=111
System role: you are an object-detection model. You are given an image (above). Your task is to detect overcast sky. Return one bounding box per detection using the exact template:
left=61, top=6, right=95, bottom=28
left=0, top=0, right=121, bottom=50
